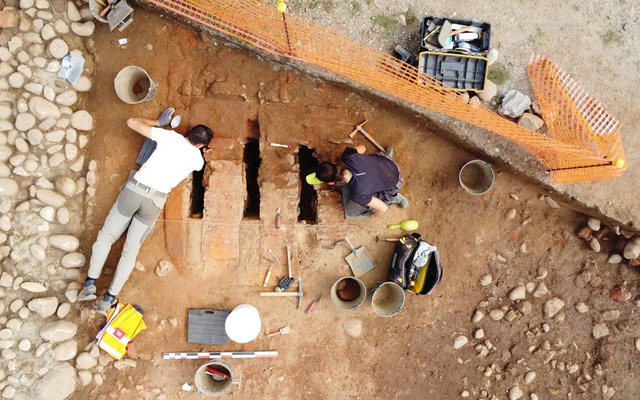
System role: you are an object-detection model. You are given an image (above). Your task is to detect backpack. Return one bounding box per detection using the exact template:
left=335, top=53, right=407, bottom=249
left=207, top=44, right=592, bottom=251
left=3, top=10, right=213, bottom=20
left=388, top=233, right=443, bottom=295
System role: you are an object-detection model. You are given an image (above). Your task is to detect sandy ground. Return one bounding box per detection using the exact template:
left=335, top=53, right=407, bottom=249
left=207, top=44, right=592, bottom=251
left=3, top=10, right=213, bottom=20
left=74, top=8, right=640, bottom=400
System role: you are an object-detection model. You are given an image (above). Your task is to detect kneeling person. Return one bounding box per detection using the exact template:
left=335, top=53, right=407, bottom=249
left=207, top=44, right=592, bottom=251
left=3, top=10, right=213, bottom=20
left=308, top=145, right=408, bottom=219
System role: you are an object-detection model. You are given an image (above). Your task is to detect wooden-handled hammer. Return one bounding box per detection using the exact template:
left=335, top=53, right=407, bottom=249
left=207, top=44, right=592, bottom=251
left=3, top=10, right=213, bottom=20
left=349, top=120, right=386, bottom=153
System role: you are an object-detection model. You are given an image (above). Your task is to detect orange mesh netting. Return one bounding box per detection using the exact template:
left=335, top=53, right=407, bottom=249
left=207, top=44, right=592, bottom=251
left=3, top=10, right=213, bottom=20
left=149, top=0, right=626, bottom=184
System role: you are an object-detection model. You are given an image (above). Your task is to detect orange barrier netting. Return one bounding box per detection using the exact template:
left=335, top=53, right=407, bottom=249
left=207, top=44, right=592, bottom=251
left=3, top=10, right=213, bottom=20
left=149, top=0, right=626, bottom=184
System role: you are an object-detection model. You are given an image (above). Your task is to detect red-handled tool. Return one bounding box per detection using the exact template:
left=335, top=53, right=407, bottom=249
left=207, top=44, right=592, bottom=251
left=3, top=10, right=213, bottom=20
left=276, top=208, right=281, bottom=229
left=305, top=295, right=322, bottom=314
left=206, top=366, right=229, bottom=380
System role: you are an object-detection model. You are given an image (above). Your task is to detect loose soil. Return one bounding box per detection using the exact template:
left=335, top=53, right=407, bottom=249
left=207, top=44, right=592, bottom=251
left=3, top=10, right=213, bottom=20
left=76, top=9, right=640, bottom=400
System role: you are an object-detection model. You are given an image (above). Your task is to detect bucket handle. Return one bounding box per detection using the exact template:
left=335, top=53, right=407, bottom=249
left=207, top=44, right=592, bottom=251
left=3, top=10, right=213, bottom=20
left=230, top=375, right=242, bottom=386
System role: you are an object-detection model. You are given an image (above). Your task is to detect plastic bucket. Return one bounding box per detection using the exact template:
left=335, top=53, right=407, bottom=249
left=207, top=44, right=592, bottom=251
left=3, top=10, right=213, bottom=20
left=194, top=360, right=238, bottom=397
left=114, top=66, right=157, bottom=104
left=369, top=282, right=405, bottom=317
left=331, top=277, right=366, bottom=310
left=89, top=0, right=108, bottom=23
left=458, top=160, right=494, bottom=195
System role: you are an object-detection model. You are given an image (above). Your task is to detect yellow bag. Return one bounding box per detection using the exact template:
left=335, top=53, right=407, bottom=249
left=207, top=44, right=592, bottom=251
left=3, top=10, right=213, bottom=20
left=97, top=303, right=146, bottom=360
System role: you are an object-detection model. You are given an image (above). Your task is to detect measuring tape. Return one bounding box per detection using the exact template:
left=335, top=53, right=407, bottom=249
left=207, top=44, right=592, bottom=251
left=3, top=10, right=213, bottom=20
left=162, top=351, right=278, bottom=360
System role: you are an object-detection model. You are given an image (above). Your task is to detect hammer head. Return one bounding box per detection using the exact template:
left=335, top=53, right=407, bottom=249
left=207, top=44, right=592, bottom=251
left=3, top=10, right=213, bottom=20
left=349, top=120, right=368, bottom=138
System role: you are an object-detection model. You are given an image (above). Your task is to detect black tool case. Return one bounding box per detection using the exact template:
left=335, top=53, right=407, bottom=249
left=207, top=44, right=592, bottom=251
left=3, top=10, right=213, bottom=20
left=418, top=51, right=488, bottom=92
left=420, top=16, right=491, bottom=53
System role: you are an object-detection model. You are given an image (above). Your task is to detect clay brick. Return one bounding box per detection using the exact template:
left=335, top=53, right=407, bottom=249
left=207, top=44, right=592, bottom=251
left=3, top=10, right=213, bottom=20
left=205, top=138, right=243, bottom=161
left=259, top=177, right=299, bottom=228
left=317, top=189, right=345, bottom=225
left=186, top=98, right=258, bottom=139
left=164, top=180, right=190, bottom=269
left=202, top=160, right=244, bottom=260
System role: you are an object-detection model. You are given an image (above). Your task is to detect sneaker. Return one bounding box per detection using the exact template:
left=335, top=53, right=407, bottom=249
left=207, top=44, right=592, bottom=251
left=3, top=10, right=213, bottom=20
left=393, top=193, right=409, bottom=208
left=385, top=147, right=394, bottom=158
left=77, top=285, right=97, bottom=302
left=93, top=296, right=116, bottom=317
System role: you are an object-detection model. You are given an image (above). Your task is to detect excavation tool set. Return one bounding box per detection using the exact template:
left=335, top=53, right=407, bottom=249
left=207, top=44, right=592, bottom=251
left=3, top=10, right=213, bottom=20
left=394, top=15, right=492, bottom=91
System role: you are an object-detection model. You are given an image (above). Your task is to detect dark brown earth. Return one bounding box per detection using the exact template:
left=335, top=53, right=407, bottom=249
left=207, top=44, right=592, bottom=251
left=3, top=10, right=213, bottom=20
left=73, top=8, right=640, bottom=400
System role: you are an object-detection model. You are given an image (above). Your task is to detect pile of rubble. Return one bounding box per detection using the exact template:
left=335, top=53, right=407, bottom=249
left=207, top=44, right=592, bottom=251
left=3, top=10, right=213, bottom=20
left=0, top=0, right=103, bottom=398
left=451, top=209, right=640, bottom=400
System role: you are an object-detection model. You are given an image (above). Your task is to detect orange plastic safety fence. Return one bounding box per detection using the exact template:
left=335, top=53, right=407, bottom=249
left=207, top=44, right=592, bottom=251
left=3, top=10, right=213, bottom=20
left=149, top=0, right=625, bottom=184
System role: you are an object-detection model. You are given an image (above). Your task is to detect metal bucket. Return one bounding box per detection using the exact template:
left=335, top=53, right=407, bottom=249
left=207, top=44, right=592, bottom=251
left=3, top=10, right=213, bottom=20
left=330, top=277, right=366, bottom=310
left=89, top=0, right=108, bottom=23
left=194, top=360, right=239, bottom=397
left=114, top=66, right=157, bottom=104
left=369, top=282, right=405, bottom=317
left=458, top=160, right=494, bottom=195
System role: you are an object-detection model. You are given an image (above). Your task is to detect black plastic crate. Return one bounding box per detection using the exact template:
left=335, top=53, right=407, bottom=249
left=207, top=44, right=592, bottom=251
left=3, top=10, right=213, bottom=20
left=418, top=51, right=488, bottom=92
left=420, top=16, right=491, bottom=54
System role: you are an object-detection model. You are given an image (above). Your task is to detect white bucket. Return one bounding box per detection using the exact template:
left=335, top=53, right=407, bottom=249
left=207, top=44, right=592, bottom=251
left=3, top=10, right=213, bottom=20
left=224, top=304, right=261, bottom=343
left=369, top=282, right=405, bottom=317
left=458, top=160, right=494, bottom=195
left=114, top=66, right=157, bottom=104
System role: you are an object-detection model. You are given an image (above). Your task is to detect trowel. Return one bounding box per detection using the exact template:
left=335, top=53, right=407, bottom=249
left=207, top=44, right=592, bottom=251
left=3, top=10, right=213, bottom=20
left=344, top=236, right=376, bottom=278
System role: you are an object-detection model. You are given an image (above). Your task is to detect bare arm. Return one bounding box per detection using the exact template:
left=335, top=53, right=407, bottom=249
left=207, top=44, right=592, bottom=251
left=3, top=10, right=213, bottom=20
left=126, top=118, right=159, bottom=138
left=355, top=144, right=366, bottom=154
left=367, top=197, right=388, bottom=217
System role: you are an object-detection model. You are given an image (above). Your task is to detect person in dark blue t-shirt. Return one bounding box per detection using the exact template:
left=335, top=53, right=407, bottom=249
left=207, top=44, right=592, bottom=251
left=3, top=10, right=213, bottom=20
left=306, top=145, right=408, bottom=219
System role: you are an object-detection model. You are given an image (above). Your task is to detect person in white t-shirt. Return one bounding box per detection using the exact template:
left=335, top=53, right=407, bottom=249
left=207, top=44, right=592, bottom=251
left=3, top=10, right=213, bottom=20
left=77, top=108, right=214, bottom=316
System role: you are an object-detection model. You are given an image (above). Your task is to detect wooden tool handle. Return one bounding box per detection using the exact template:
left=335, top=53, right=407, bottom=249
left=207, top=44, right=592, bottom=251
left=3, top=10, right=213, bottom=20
left=286, top=246, right=292, bottom=278
left=260, top=292, right=300, bottom=297
left=263, top=268, right=272, bottom=287
left=448, top=25, right=474, bottom=37
left=344, top=236, right=356, bottom=252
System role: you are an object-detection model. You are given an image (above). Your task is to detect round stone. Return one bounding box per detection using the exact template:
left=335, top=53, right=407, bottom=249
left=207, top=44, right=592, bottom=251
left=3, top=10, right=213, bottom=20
left=61, top=252, right=86, bottom=268
left=36, top=189, right=66, bottom=207
left=49, top=235, right=79, bottom=251
left=28, top=296, right=59, bottom=318
left=76, top=352, right=97, bottom=369
left=56, top=207, right=70, bottom=224
left=18, top=339, right=31, bottom=351
left=70, top=110, right=93, bottom=131
left=40, top=320, right=78, bottom=342
left=55, top=90, right=77, bottom=107
left=32, top=362, right=77, bottom=400
left=71, top=21, right=95, bottom=37
left=15, top=113, right=36, bottom=131
left=28, top=96, right=60, bottom=120
left=0, top=178, right=18, bottom=197
left=8, top=72, right=24, bottom=88
left=55, top=176, right=76, bottom=197
left=53, top=339, right=77, bottom=361
left=48, top=39, right=68, bottom=59
left=72, top=76, right=91, bottom=92
left=56, top=302, right=71, bottom=318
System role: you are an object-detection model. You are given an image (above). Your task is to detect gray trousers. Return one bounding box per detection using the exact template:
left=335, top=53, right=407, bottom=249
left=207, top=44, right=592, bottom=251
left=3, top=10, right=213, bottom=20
left=88, top=182, right=165, bottom=295
left=341, top=152, right=404, bottom=220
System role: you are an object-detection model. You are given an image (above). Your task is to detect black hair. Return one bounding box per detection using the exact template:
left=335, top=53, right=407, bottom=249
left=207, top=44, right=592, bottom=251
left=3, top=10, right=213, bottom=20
left=316, top=162, right=340, bottom=183
left=187, top=125, right=214, bottom=146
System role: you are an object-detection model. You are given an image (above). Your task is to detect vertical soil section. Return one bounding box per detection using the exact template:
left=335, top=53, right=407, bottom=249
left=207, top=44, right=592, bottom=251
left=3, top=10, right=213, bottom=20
left=243, top=139, right=261, bottom=219
left=298, top=145, right=318, bottom=223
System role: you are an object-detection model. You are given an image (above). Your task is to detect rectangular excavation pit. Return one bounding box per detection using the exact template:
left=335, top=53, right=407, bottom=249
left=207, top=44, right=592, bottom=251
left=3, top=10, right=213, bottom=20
left=190, top=167, right=206, bottom=219
left=298, top=145, right=318, bottom=224
left=243, top=139, right=261, bottom=220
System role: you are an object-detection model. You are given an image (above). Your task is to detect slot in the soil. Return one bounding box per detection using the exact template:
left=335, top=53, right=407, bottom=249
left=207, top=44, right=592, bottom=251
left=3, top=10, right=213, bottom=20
left=298, top=145, right=318, bottom=224
left=243, top=139, right=261, bottom=219
left=190, top=166, right=205, bottom=219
